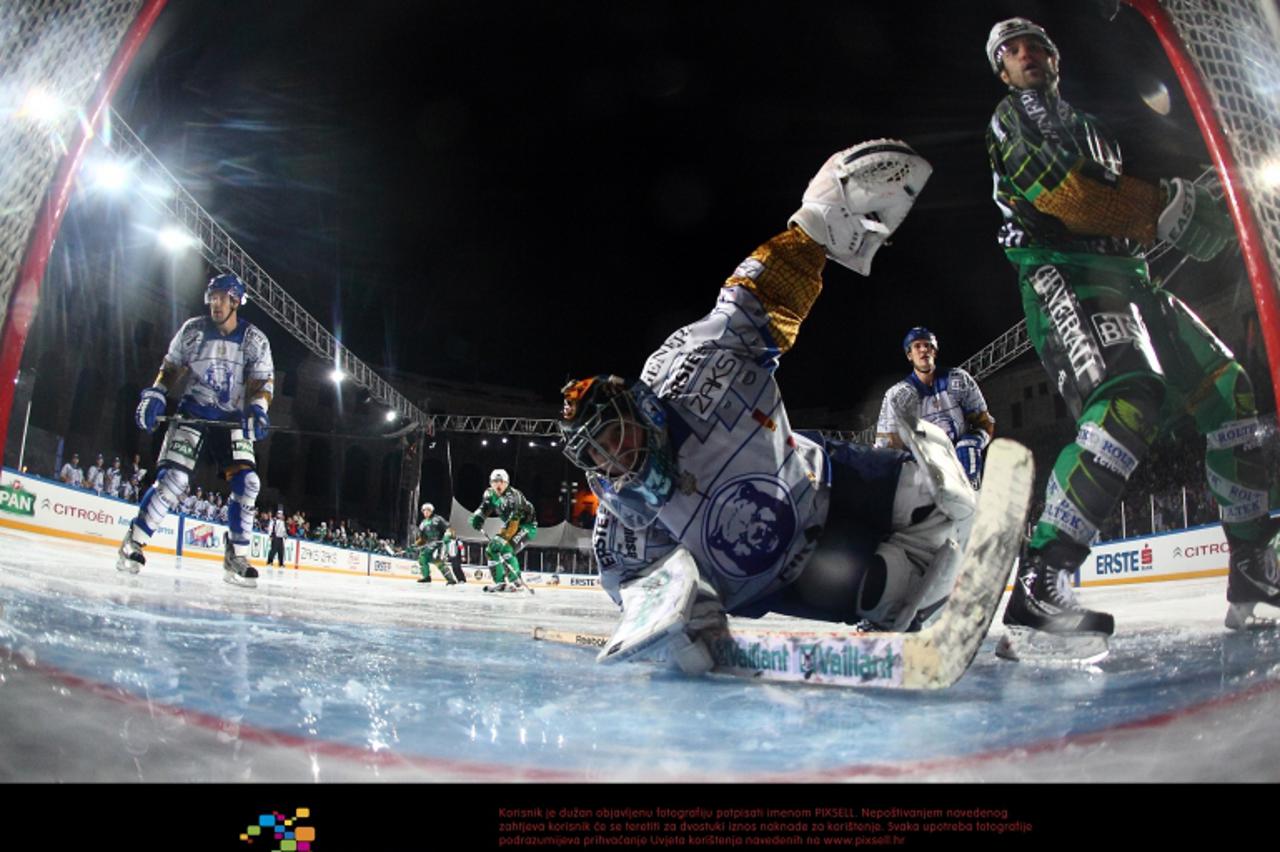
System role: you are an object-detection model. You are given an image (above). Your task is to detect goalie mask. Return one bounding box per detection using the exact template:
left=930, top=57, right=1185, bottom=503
left=790, top=139, right=932, bottom=276
left=560, top=375, right=676, bottom=530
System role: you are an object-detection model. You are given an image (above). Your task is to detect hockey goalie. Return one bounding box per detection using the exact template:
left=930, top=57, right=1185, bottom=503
left=557, top=140, right=1021, bottom=678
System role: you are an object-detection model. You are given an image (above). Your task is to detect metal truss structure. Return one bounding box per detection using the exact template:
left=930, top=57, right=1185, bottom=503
left=107, top=110, right=427, bottom=427
left=106, top=109, right=1025, bottom=445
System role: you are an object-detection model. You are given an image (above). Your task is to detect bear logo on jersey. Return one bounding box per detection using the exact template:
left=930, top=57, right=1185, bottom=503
left=201, top=361, right=236, bottom=407
left=702, top=476, right=797, bottom=579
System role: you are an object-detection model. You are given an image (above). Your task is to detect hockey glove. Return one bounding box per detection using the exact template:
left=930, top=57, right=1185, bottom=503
left=486, top=537, right=515, bottom=562
left=598, top=547, right=726, bottom=675
left=135, top=387, right=167, bottom=433
left=789, top=140, right=931, bottom=276
left=1157, top=177, right=1234, bottom=262
left=469, top=512, right=485, bottom=531
left=954, top=434, right=986, bottom=490
left=241, top=402, right=270, bottom=441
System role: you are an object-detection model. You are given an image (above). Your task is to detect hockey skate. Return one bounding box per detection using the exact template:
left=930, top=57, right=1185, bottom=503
left=1225, top=531, right=1280, bottom=631
left=996, top=550, right=1114, bottom=664
left=483, top=581, right=508, bottom=593
left=116, top=524, right=146, bottom=575
left=223, top=534, right=259, bottom=588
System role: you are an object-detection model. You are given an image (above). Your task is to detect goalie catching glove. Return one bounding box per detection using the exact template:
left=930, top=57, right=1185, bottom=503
left=1157, top=177, right=1234, bottom=262
left=789, top=139, right=931, bottom=275
left=597, top=547, right=727, bottom=675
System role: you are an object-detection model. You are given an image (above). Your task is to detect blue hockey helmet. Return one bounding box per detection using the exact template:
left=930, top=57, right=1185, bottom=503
left=205, top=273, right=247, bottom=306
left=902, top=326, right=938, bottom=353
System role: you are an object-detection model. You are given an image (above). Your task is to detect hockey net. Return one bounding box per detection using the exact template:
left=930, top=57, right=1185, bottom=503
left=1126, top=0, right=1280, bottom=405
left=0, top=0, right=165, bottom=457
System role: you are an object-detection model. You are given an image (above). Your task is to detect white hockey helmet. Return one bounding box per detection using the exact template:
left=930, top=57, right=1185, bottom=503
left=789, top=139, right=931, bottom=276
left=986, top=17, right=1059, bottom=74
left=421, top=502, right=434, bottom=514
left=489, top=468, right=509, bottom=484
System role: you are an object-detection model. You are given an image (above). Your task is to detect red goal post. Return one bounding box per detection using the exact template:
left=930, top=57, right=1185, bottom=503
left=1125, top=0, right=1280, bottom=409
left=0, top=0, right=168, bottom=462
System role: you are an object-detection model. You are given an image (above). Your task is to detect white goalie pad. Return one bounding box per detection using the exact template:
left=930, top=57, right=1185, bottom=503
left=861, top=538, right=962, bottom=632
left=895, top=414, right=976, bottom=523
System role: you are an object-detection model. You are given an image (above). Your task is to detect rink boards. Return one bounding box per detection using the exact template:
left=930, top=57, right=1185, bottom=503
left=5, top=465, right=1272, bottom=591
left=0, top=469, right=438, bottom=582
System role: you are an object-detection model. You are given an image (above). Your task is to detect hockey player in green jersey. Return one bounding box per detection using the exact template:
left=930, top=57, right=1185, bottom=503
left=985, top=17, right=1279, bottom=661
left=470, top=468, right=537, bottom=592
left=414, top=502, right=455, bottom=585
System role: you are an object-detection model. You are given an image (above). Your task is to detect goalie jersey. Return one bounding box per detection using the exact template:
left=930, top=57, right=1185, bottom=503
left=591, top=229, right=834, bottom=614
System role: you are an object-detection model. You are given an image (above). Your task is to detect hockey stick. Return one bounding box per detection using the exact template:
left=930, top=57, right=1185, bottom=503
left=533, top=439, right=1033, bottom=690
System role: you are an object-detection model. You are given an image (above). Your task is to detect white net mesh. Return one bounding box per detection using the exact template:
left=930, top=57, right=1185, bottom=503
left=1157, top=0, right=1280, bottom=292
left=0, top=0, right=146, bottom=333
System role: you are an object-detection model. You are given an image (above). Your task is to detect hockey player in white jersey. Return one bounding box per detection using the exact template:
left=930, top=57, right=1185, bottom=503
left=875, top=328, right=995, bottom=488
left=59, top=453, right=83, bottom=488
left=86, top=453, right=105, bottom=495
left=116, top=273, right=274, bottom=587
left=560, top=140, right=980, bottom=674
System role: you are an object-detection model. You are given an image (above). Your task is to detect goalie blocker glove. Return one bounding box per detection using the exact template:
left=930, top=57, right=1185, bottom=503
left=1157, top=177, right=1235, bottom=262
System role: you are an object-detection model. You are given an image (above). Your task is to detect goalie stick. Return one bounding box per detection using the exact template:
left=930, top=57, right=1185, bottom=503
left=532, top=438, right=1033, bottom=690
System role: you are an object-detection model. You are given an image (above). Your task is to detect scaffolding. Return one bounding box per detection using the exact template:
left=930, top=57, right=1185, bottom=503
left=105, top=109, right=1023, bottom=444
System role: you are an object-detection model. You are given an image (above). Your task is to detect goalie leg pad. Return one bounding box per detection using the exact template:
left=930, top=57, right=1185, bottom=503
left=858, top=537, right=961, bottom=632
left=895, top=416, right=976, bottom=524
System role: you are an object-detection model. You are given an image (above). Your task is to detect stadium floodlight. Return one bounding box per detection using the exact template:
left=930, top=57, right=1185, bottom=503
left=329, top=368, right=345, bottom=383
left=480, top=439, right=488, bottom=446
left=384, top=410, right=397, bottom=422
left=1259, top=158, right=1280, bottom=190
left=87, top=157, right=131, bottom=193
left=501, top=437, right=508, bottom=444
left=157, top=225, right=197, bottom=252
left=17, top=86, right=66, bottom=124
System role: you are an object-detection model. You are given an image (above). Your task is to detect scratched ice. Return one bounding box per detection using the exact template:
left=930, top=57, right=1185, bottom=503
left=0, top=526, right=1277, bottom=782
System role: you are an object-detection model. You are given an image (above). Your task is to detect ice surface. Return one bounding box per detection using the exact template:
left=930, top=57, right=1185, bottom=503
left=1, top=526, right=1278, bottom=782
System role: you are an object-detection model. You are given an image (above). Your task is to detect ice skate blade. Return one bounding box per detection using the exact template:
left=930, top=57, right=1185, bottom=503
left=116, top=556, right=141, bottom=575
left=995, top=626, right=1109, bottom=665
left=223, top=570, right=258, bottom=588
left=1225, top=602, right=1278, bottom=632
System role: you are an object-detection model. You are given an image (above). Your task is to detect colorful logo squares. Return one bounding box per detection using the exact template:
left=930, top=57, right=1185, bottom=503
left=240, top=808, right=314, bottom=850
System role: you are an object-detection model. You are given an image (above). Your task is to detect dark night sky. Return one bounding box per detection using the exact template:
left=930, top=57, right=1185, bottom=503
left=111, top=0, right=1215, bottom=419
